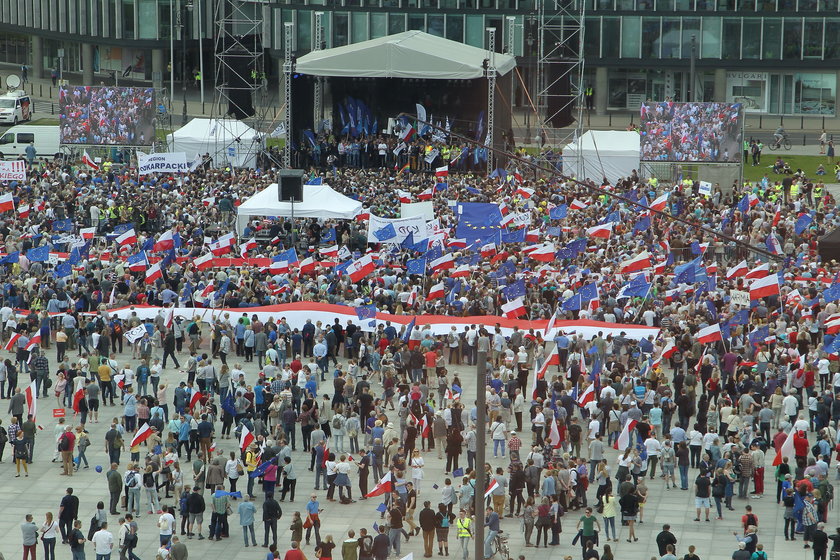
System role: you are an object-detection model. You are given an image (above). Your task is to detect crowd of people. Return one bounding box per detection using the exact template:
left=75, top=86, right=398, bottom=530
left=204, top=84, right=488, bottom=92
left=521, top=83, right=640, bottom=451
left=58, top=86, right=156, bottom=146
left=640, top=101, right=744, bottom=163
left=1, top=129, right=840, bottom=560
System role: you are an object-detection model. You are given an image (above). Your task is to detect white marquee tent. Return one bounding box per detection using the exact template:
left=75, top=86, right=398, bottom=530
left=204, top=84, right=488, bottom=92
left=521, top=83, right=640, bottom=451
left=295, top=30, right=516, bottom=79
left=236, top=183, right=364, bottom=235
left=563, top=130, right=641, bottom=184
left=167, top=118, right=263, bottom=168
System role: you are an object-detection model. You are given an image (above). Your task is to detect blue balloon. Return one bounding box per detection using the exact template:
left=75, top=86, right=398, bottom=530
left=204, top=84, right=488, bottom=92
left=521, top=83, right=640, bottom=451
left=95, top=465, right=103, bottom=473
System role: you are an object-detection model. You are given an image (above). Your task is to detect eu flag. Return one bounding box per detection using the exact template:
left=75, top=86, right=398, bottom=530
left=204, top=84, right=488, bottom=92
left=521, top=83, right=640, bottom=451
left=401, top=317, right=416, bottom=343
left=355, top=304, right=377, bottom=320
left=27, top=244, right=49, bottom=262
left=504, top=279, right=527, bottom=300
left=51, top=218, right=73, bottom=232
left=321, top=228, right=336, bottom=244
left=549, top=205, right=568, bottom=220
left=275, top=248, right=298, bottom=264
left=373, top=223, right=397, bottom=242
left=406, top=258, right=426, bottom=276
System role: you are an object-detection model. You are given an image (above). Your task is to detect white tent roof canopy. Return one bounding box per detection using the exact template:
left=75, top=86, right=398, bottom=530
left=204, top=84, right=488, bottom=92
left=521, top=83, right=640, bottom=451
left=295, top=30, right=516, bottom=80
left=563, top=130, right=641, bottom=184
left=166, top=118, right=263, bottom=168
left=235, top=183, right=364, bottom=235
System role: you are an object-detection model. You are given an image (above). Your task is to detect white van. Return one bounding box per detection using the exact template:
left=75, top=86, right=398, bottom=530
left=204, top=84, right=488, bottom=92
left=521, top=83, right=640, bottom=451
left=0, top=125, right=61, bottom=159
left=0, top=90, right=32, bottom=124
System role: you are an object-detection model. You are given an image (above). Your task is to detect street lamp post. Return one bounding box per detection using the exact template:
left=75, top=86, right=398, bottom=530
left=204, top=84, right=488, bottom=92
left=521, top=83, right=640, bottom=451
left=178, top=0, right=194, bottom=126
left=526, top=17, right=535, bottom=141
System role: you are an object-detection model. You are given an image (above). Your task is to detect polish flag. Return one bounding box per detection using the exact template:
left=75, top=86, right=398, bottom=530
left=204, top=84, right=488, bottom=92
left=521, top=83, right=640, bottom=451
left=17, top=204, right=30, bottom=219
left=320, top=245, right=339, bottom=259
left=614, top=419, right=638, bottom=450
left=445, top=389, right=460, bottom=400
left=620, top=252, right=652, bottom=274
left=240, top=424, right=255, bottom=451
left=130, top=423, right=153, bottom=447
left=406, top=287, right=418, bottom=307
left=772, top=428, right=797, bottom=466
left=586, top=223, right=614, bottom=239
left=435, top=166, right=449, bottom=178
left=480, top=243, right=496, bottom=259
left=661, top=341, right=678, bottom=359
left=80, top=227, right=96, bottom=240
left=536, top=344, right=560, bottom=381
left=547, top=420, right=562, bottom=449
left=239, top=238, right=258, bottom=257
left=4, top=332, right=20, bottom=351
left=825, top=314, right=840, bottom=335
left=446, top=238, right=467, bottom=249
left=116, top=228, right=137, bottom=246
left=525, top=229, right=541, bottom=243
left=396, top=189, right=412, bottom=204
left=299, top=257, right=317, bottom=274
left=570, top=199, right=588, bottom=210
left=199, top=283, right=214, bottom=301
left=697, top=323, right=723, bottom=344
left=501, top=297, right=526, bottom=319
left=268, top=260, right=289, bottom=274
left=750, top=274, right=780, bottom=300
left=194, top=253, right=214, bottom=271
left=527, top=244, right=556, bottom=262
left=544, top=311, right=558, bottom=338
left=145, top=262, right=163, bottom=285
left=450, top=264, right=472, bottom=279
left=72, top=380, right=85, bottom=413
left=726, top=260, right=750, bottom=280
left=745, top=263, right=770, bottom=279
left=483, top=478, right=500, bottom=498
left=417, top=187, right=434, bottom=201
left=649, top=192, right=669, bottom=212
left=189, top=390, right=204, bottom=410
left=82, top=150, right=99, bottom=170
left=427, top=282, right=445, bottom=300
left=355, top=212, right=370, bottom=222
left=515, top=186, right=535, bottom=199
left=576, top=384, right=595, bottom=407
left=154, top=230, right=176, bottom=252
left=347, top=254, right=376, bottom=283
left=430, top=253, right=455, bottom=273
left=0, top=192, right=15, bottom=213
left=365, top=473, right=394, bottom=498
left=418, top=415, right=431, bottom=438
left=201, top=197, right=215, bottom=207
left=654, top=260, right=668, bottom=275
left=209, top=233, right=236, bottom=256
left=25, top=380, right=37, bottom=420
left=25, top=333, right=42, bottom=351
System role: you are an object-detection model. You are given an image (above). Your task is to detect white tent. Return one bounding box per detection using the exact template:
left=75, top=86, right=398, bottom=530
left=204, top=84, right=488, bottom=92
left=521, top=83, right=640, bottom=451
left=235, top=183, right=364, bottom=235
left=166, top=118, right=263, bottom=168
left=563, top=131, right=641, bottom=184
left=295, top=30, right=516, bottom=80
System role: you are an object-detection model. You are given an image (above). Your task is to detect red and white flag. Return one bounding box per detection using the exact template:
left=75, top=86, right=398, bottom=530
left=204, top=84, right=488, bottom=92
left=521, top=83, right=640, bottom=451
left=189, top=390, right=202, bottom=410
left=661, top=341, right=677, bottom=359
left=697, top=323, right=723, bottom=344
left=24, top=380, right=37, bottom=420
left=536, top=344, right=560, bottom=381
left=0, top=192, right=14, bottom=213
left=430, top=253, right=455, bottom=273
left=726, top=260, right=748, bottom=279
left=547, top=420, right=562, bottom=449
left=365, top=473, right=393, bottom=498
left=649, top=192, right=669, bottom=212
left=116, top=228, right=137, bottom=246
left=82, top=150, right=99, bottom=170
left=427, top=282, right=445, bottom=300
left=450, top=264, right=472, bottom=279
left=750, top=274, right=780, bottom=300
left=772, top=428, right=796, bottom=466
left=194, top=252, right=214, bottom=271
left=483, top=478, right=500, bottom=498
left=80, top=227, right=96, bottom=240
left=586, top=223, right=614, bottom=239
left=745, top=263, right=770, bottom=279
left=240, top=425, right=255, bottom=451
left=4, top=332, right=20, bottom=351
left=24, top=333, right=41, bottom=352
left=576, top=384, right=595, bottom=407
left=154, top=230, right=176, bottom=252
left=501, top=297, right=526, bottom=319
left=396, top=189, right=412, bottom=204
left=435, top=166, right=449, bottom=178
left=570, top=199, right=588, bottom=210
left=347, top=254, right=376, bottom=283
left=130, top=423, right=153, bottom=447
left=145, top=262, right=163, bottom=285
left=239, top=237, right=258, bottom=257
left=620, top=252, right=652, bottom=274
left=17, top=204, right=29, bottom=219
left=614, top=419, right=638, bottom=450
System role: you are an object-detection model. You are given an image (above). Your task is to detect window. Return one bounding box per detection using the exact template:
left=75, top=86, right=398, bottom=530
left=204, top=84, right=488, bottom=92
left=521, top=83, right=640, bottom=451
left=700, top=17, right=721, bottom=58
left=371, top=12, right=386, bottom=38
left=138, top=0, right=157, bottom=39
left=802, top=18, right=822, bottom=58
left=826, top=20, right=840, bottom=58
left=351, top=12, right=368, bottom=42
left=584, top=17, right=600, bottom=57
left=782, top=17, right=801, bottom=59
left=446, top=14, right=464, bottom=41
left=602, top=17, right=620, bottom=57
left=408, top=13, right=425, bottom=31
left=428, top=14, right=444, bottom=36
left=661, top=17, right=680, bottom=57
left=675, top=0, right=693, bottom=8
left=762, top=19, right=781, bottom=57
left=17, top=133, right=34, bottom=143
left=333, top=12, right=348, bottom=46
left=621, top=16, right=641, bottom=57
left=799, top=0, right=817, bottom=8
left=795, top=72, right=835, bottom=114
left=721, top=17, right=741, bottom=59
left=741, top=18, right=761, bottom=58
left=756, top=0, right=776, bottom=10
left=122, top=0, right=135, bottom=39
left=0, top=133, right=11, bottom=144
left=388, top=13, right=405, bottom=35
left=818, top=0, right=837, bottom=9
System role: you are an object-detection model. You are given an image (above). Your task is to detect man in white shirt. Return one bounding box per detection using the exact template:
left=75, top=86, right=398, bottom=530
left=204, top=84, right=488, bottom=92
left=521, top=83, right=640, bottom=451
left=158, top=507, right=176, bottom=545
left=92, top=523, right=115, bottom=560
left=644, top=436, right=662, bottom=478
left=782, top=393, right=799, bottom=424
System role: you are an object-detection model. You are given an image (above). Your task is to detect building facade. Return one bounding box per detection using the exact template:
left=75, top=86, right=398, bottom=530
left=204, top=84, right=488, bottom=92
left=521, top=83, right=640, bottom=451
left=0, top=0, right=838, bottom=116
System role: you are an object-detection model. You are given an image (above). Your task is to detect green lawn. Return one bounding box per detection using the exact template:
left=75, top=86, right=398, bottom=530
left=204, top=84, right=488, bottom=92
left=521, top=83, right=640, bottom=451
left=742, top=154, right=831, bottom=182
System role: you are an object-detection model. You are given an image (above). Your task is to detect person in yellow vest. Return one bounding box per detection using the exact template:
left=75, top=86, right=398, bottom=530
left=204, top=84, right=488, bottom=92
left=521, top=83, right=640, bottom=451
left=584, top=85, right=594, bottom=111
left=456, top=509, right=472, bottom=559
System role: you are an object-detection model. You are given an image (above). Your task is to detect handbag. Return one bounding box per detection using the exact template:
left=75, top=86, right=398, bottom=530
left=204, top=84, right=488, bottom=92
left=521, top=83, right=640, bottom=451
left=303, top=515, right=314, bottom=529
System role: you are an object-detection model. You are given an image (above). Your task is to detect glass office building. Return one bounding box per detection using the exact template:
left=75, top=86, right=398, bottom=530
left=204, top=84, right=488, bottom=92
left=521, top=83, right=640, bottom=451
left=0, top=0, right=837, bottom=115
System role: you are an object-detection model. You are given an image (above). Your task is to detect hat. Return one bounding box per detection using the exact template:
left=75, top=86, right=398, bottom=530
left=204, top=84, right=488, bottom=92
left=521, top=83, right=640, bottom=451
left=510, top=431, right=516, bottom=435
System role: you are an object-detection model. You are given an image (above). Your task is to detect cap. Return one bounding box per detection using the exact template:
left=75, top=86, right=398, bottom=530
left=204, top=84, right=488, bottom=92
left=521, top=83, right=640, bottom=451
left=510, top=431, right=516, bottom=435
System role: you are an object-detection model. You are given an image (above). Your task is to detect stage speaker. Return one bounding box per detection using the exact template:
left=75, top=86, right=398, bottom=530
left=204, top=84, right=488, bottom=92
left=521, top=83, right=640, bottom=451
left=546, top=65, right=573, bottom=128
left=278, top=169, right=305, bottom=202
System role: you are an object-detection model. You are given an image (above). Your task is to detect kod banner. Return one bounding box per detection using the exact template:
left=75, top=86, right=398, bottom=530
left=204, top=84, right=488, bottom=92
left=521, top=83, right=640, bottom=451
left=137, top=152, right=188, bottom=175
left=0, top=160, right=26, bottom=181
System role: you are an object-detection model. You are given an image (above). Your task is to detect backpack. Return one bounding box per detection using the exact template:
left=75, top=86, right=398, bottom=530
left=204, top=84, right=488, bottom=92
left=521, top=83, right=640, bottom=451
left=125, top=471, right=138, bottom=488
left=812, top=443, right=822, bottom=458
left=332, top=416, right=343, bottom=430
left=745, top=513, right=757, bottom=527
left=58, top=433, right=70, bottom=451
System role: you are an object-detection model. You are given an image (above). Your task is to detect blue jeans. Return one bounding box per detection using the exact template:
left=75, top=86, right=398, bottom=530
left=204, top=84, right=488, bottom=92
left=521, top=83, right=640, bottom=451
left=96, top=555, right=111, bottom=560
left=71, top=548, right=86, bottom=560
left=484, top=529, right=497, bottom=559
left=679, top=465, right=689, bottom=489
left=493, top=439, right=506, bottom=457
left=389, top=528, right=402, bottom=556
left=242, top=524, right=256, bottom=546
left=603, top=516, right=615, bottom=540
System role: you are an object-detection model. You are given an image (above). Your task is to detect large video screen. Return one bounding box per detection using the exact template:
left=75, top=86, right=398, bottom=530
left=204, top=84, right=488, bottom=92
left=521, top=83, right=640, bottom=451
left=59, top=86, right=155, bottom=146
left=639, top=102, right=744, bottom=163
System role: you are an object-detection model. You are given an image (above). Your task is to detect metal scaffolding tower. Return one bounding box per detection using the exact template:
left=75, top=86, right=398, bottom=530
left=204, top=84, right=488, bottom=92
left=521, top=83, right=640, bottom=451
left=536, top=0, right=585, bottom=153
left=313, top=12, right=325, bottom=132
left=485, top=27, right=496, bottom=176
left=282, top=22, right=294, bottom=167
left=213, top=0, right=265, bottom=120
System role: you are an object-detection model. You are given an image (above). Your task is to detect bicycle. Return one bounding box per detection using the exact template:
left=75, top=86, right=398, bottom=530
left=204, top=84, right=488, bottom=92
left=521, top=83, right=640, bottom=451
left=768, top=136, right=792, bottom=151
left=490, top=531, right=510, bottom=560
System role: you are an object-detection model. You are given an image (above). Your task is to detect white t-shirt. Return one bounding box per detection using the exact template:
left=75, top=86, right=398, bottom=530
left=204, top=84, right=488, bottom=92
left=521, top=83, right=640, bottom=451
left=158, top=512, right=175, bottom=536
left=41, top=520, right=59, bottom=539
left=92, top=530, right=114, bottom=555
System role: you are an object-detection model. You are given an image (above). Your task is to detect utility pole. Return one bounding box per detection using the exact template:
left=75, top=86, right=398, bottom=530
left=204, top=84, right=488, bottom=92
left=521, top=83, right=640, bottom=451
left=689, top=34, right=696, bottom=102
left=474, top=336, right=488, bottom=560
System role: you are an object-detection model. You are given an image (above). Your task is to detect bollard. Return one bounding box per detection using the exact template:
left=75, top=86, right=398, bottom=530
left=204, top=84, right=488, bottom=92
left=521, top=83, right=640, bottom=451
left=51, top=103, right=54, bottom=115
left=609, top=113, right=612, bottom=127
left=801, top=116, right=804, bottom=129
left=759, top=115, right=762, bottom=129
left=803, top=134, right=806, bottom=146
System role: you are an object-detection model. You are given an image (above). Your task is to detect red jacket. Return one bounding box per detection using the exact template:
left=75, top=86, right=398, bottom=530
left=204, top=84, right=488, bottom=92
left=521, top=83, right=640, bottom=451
left=793, top=433, right=810, bottom=457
